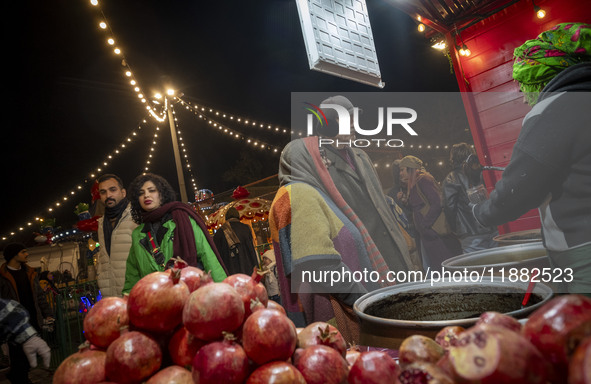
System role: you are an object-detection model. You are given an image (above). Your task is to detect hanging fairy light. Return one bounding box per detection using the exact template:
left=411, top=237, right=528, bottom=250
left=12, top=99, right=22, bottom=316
left=87, top=0, right=166, bottom=123
left=143, top=125, right=160, bottom=173
left=177, top=97, right=285, bottom=154
left=178, top=98, right=290, bottom=136
left=169, top=105, right=200, bottom=193
left=0, top=119, right=150, bottom=243
left=532, top=0, right=546, bottom=18
left=459, top=44, right=472, bottom=57
left=454, top=25, right=472, bottom=57
left=0, top=0, right=292, bottom=243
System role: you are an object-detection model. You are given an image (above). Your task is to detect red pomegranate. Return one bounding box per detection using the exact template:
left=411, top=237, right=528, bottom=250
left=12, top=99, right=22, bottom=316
left=348, top=351, right=400, bottom=384
left=145, top=366, right=193, bottom=384
left=246, top=361, right=306, bottom=383
left=568, top=336, right=591, bottom=384
left=297, top=321, right=347, bottom=358
left=255, top=281, right=269, bottom=305
left=522, top=294, right=591, bottom=383
left=105, top=330, right=162, bottom=384
left=127, top=270, right=190, bottom=333
left=434, top=326, right=465, bottom=350
left=449, top=324, right=547, bottom=384
left=83, top=296, right=129, bottom=349
left=168, top=256, right=213, bottom=292
left=399, top=361, right=454, bottom=384
left=398, top=335, right=445, bottom=367
left=242, top=308, right=297, bottom=365
left=295, top=344, right=349, bottom=384
left=224, top=269, right=267, bottom=317
left=266, top=299, right=286, bottom=315
left=250, top=297, right=266, bottom=313
left=168, top=326, right=207, bottom=368
left=192, top=337, right=249, bottom=384
left=182, top=282, right=245, bottom=340
left=53, top=346, right=107, bottom=384
left=476, top=311, right=521, bottom=333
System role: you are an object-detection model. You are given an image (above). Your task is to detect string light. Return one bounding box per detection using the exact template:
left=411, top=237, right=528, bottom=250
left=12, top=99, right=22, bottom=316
left=143, top=125, right=161, bottom=173
left=532, top=0, right=546, bottom=18
left=88, top=0, right=166, bottom=123
left=168, top=105, right=200, bottom=193
left=459, top=44, right=472, bottom=57
left=177, top=98, right=286, bottom=154
left=178, top=98, right=290, bottom=136
left=0, top=119, right=149, bottom=243
left=367, top=142, right=474, bottom=169
left=4, top=0, right=465, bottom=243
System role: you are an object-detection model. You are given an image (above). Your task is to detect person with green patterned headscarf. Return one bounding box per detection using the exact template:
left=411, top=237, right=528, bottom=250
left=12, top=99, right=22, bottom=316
left=512, top=22, right=590, bottom=105
left=473, top=22, right=591, bottom=297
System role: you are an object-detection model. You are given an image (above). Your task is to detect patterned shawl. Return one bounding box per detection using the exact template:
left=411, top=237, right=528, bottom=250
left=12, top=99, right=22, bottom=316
left=513, top=22, right=591, bottom=105
left=277, top=137, right=393, bottom=285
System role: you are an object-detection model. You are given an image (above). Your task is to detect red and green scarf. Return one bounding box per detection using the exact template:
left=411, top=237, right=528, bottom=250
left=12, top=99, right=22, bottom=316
left=513, top=22, right=590, bottom=105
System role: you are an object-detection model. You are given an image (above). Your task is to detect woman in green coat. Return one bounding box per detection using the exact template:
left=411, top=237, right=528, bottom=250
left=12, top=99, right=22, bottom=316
left=123, top=173, right=227, bottom=294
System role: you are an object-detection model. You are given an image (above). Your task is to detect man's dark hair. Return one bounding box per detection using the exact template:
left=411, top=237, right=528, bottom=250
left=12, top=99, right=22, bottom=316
left=450, top=143, right=474, bottom=168
left=98, top=174, right=124, bottom=189
left=225, top=207, right=240, bottom=220
left=128, top=173, right=178, bottom=224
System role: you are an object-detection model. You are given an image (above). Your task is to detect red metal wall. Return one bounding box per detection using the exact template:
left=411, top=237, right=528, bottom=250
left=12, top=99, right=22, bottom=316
left=448, top=0, right=591, bottom=234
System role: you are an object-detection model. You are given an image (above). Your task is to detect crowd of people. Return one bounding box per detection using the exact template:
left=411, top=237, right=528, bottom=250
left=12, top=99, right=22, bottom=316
left=0, top=21, right=589, bottom=379
left=267, top=120, right=500, bottom=342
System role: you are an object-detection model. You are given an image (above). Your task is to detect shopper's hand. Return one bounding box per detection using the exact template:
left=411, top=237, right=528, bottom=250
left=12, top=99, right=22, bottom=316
left=22, top=335, right=51, bottom=368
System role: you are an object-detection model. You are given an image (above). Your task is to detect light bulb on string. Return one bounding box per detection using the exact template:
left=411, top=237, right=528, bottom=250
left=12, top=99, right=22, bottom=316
left=532, top=0, right=546, bottom=18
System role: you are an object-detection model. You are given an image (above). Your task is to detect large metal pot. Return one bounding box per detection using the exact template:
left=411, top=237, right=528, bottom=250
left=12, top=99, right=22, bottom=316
left=441, top=242, right=550, bottom=276
left=353, top=278, right=553, bottom=350
left=493, top=229, right=542, bottom=247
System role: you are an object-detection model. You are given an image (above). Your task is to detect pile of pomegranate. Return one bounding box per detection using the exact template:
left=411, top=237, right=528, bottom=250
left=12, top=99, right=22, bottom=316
left=51, top=259, right=591, bottom=384
left=394, top=293, right=591, bottom=384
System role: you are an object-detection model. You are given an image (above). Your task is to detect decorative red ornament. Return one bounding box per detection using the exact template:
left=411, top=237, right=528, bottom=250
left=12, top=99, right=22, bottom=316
left=232, top=186, right=250, bottom=199
left=77, top=216, right=99, bottom=232
left=91, top=180, right=100, bottom=203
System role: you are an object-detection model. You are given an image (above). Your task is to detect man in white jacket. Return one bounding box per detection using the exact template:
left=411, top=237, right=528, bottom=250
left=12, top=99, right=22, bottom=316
left=96, top=174, right=137, bottom=297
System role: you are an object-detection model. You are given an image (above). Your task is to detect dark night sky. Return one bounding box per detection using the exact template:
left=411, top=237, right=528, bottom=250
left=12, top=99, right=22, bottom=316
left=2, top=0, right=462, bottom=243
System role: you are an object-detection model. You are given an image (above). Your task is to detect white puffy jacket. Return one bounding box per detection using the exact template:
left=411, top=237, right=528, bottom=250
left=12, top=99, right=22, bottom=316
left=96, top=204, right=137, bottom=297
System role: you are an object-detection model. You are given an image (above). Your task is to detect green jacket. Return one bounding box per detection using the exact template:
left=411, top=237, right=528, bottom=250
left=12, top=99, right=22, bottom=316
left=123, top=218, right=227, bottom=294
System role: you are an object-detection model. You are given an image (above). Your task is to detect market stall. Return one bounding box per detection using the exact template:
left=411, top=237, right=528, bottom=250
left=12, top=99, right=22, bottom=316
left=206, top=197, right=272, bottom=248
left=27, top=243, right=81, bottom=282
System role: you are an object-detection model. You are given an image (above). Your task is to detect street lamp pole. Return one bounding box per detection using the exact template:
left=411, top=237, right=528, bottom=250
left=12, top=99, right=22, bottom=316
left=166, top=96, right=189, bottom=203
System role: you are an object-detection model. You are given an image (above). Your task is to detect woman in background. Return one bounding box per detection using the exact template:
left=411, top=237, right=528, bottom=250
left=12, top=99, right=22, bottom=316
left=399, top=156, right=462, bottom=270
